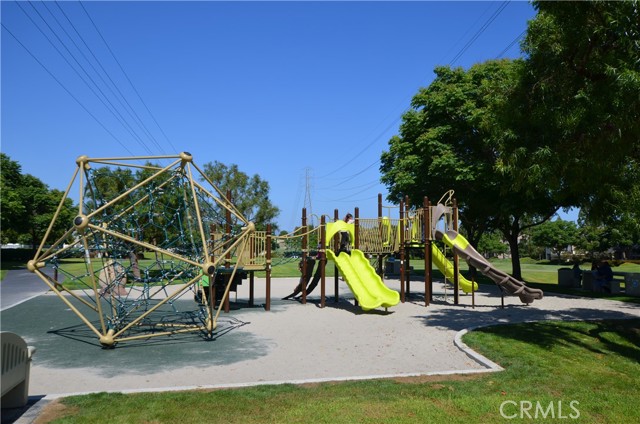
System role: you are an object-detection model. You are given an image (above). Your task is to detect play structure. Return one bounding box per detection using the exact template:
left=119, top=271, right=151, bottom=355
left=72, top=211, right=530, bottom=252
left=282, top=192, right=542, bottom=309
left=29, top=153, right=542, bottom=347
left=27, top=153, right=272, bottom=347
left=324, top=220, right=399, bottom=311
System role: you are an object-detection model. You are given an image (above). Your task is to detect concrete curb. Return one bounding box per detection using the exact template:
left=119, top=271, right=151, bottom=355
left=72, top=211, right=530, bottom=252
left=454, top=327, right=504, bottom=372
left=39, top=368, right=500, bottom=400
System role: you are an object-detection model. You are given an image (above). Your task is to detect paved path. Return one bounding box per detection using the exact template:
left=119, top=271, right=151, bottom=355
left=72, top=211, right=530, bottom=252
left=0, top=268, right=52, bottom=311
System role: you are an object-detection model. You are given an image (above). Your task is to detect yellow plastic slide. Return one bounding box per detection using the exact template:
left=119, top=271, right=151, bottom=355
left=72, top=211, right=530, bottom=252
left=431, top=244, right=478, bottom=293
left=326, top=249, right=400, bottom=311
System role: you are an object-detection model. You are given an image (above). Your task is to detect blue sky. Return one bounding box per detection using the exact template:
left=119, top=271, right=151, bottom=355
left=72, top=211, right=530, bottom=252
left=2, top=1, right=542, bottom=231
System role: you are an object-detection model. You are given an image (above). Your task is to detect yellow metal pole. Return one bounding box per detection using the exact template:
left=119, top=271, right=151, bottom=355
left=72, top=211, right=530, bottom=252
left=34, top=166, right=80, bottom=259
left=81, top=237, right=108, bottom=334
left=190, top=162, right=248, bottom=224
left=213, top=234, right=250, bottom=328
left=86, top=158, right=181, bottom=220
left=33, top=269, right=103, bottom=339
left=185, top=163, right=210, bottom=261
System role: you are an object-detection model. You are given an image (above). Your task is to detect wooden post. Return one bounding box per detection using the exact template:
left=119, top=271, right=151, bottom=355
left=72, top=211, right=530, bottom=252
left=249, top=234, right=257, bottom=306
left=353, top=207, right=359, bottom=308
left=471, top=268, right=476, bottom=309
left=453, top=198, right=460, bottom=305
left=320, top=215, right=326, bottom=308
left=399, top=197, right=405, bottom=303
left=249, top=271, right=254, bottom=306
left=377, top=193, right=384, bottom=278
left=224, top=190, right=232, bottom=313
left=301, top=207, right=308, bottom=305
left=424, top=197, right=431, bottom=307
left=354, top=207, right=360, bottom=249
left=208, top=224, right=217, bottom=312
left=405, top=195, right=411, bottom=298
left=266, top=224, right=272, bottom=311
left=334, top=209, right=339, bottom=302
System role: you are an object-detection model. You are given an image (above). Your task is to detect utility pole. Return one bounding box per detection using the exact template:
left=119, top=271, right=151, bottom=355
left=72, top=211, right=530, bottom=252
left=303, top=167, right=314, bottom=227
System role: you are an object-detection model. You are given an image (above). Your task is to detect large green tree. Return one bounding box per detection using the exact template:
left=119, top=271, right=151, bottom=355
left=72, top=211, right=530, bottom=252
left=513, top=0, right=640, bottom=221
left=202, top=161, right=280, bottom=232
left=380, top=60, right=557, bottom=279
left=526, top=219, right=579, bottom=258
left=1, top=154, right=27, bottom=242
left=477, top=230, right=509, bottom=258
left=1, top=154, right=75, bottom=248
left=381, top=1, right=640, bottom=276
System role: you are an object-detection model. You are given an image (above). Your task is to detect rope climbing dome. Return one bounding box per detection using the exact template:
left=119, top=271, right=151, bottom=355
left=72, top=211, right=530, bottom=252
left=28, top=152, right=254, bottom=347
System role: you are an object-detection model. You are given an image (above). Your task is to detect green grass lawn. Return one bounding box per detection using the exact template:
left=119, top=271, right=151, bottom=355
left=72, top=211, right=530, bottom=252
left=51, top=254, right=338, bottom=286
left=42, top=319, right=640, bottom=423
left=403, top=257, right=640, bottom=303
left=407, top=256, right=640, bottom=285
left=9, top=254, right=640, bottom=302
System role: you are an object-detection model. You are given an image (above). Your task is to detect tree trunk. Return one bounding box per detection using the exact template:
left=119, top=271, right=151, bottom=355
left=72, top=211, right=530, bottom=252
left=467, top=232, right=482, bottom=276
left=508, top=233, right=522, bottom=281
left=30, top=226, right=38, bottom=254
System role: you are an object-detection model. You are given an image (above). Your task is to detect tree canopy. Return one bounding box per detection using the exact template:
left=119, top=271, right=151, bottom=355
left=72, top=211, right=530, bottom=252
left=380, top=0, right=640, bottom=272
left=380, top=60, right=557, bottom=278
left=516, top=0, right=640, bottom=219
left=527, top=219, right=579, bottom=258
left=201, top=161, right=280, bottom=232
left=1, top=155, right=281, bottom=251
left=1, top=153, right=75, bottom=248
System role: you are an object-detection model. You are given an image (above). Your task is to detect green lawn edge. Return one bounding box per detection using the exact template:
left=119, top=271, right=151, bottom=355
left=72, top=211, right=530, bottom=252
left=45, top=318, right=640, bottom=423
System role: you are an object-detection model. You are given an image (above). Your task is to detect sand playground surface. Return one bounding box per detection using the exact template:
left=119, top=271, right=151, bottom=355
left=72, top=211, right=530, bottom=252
left=2, top=276, right=639, bottom=402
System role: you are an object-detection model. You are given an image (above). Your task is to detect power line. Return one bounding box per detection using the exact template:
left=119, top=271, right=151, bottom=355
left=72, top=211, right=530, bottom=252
left=316, top=115, right=400, bottom=181
left=287, top=175, right=304, bottom=230
left=449, top=1, right=510, bottom=65
left=24, top=1, right=153, bottom=153
left=496, top=29, right=526, bottom=59
left=2, top=23, right=134, bottom=155
left=316, top=176, right=381, bottom=192
left=18, top=1, right=154, bottom=154
left=79, top=1, right=178, bottom=154
left=53, top=0, right=167, bottom=155
left=16, top=1, right=177, bottom=157
left=318, top=180, right=381, bottom=203
left=439, top=1, right=495, bottom=65
left=313, top=1, right=514, bottom=203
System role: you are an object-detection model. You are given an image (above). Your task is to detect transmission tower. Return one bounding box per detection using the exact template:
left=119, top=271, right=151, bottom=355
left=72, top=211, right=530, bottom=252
left=303, top=167, right=314, bottom=227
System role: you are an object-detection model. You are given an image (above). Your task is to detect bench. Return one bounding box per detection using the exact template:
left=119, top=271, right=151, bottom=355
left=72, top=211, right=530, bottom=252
left=610, top=271, right=628, bottom=294
left=583, top=271, right=638, bottom=295
left=1, top=332, right=36, bottom=408
left=624, top=273, right=640, bottom=296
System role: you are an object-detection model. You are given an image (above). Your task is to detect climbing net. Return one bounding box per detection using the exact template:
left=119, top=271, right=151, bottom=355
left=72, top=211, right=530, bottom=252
left=28, top=153, right=253, bottom=347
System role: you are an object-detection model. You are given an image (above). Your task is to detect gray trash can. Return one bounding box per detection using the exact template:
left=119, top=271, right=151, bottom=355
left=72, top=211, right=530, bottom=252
left=558, top=268, right=574, bottom=287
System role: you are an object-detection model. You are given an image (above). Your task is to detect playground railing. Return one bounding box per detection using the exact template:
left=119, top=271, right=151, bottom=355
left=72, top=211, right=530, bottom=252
left=358, top=217, right=400, bottom=254
left=238, top=231, right=268, bottom=271
left=406, top=209, right=431, bottom=246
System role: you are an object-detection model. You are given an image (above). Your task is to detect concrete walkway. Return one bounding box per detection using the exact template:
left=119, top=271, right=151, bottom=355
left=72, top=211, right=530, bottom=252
left=2, top=269, right=640, bottom=423
left=1, top=268, right=52, bottom=311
